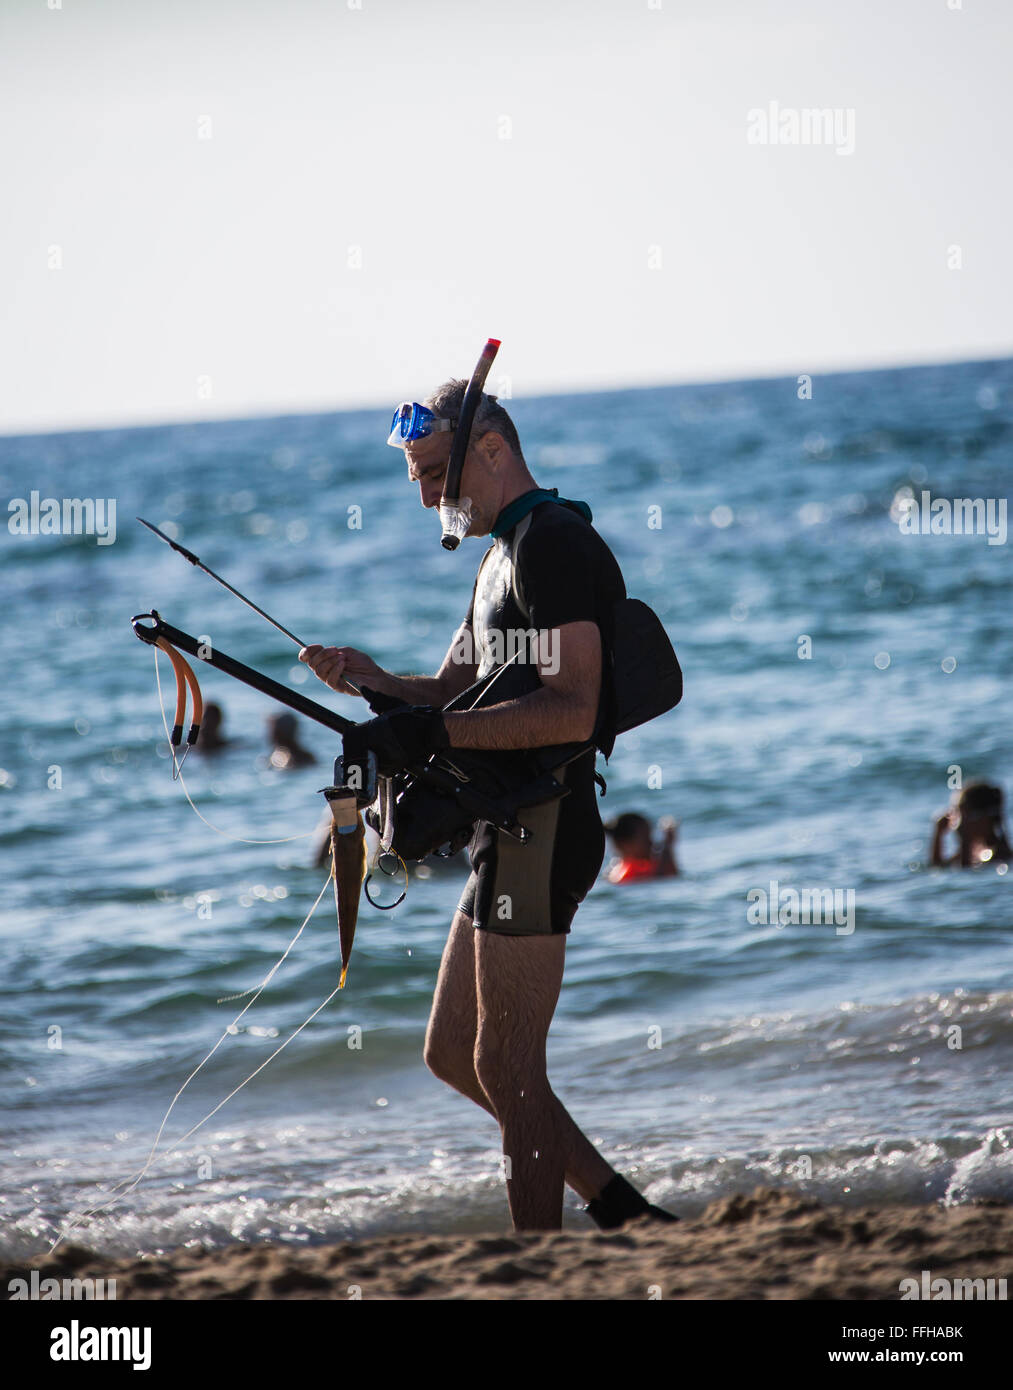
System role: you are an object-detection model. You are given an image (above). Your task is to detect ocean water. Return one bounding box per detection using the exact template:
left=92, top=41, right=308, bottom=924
left=1, top=358, right=1011, bottom=1260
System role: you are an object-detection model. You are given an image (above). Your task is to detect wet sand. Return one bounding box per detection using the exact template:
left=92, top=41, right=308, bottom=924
left=6, top=1189, right=1011, bottom=1300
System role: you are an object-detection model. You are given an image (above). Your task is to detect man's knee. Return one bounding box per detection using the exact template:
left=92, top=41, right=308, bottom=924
left=423, top=1031, right=474, bottom=1090
left=424, top=910, right=478, bottom=1088
left=422, top=1034, right=450, bottom=1082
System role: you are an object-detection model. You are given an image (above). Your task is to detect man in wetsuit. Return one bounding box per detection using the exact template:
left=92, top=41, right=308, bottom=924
left=299, top=382, right=676, bottom=1232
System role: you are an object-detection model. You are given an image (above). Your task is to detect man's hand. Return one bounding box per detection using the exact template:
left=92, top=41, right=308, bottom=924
left=930, top=807, right=955, bottom=867
left=299, top=644, right=383, bottom=696
left=657, top=816, right=679, bottom=877
left=353, top=707, right=449, bottom=774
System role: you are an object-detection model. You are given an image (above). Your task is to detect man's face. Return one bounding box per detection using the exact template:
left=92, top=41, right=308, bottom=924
left=405, top=431, right=497, bottom=535
left=405, top=433, right=452, bottom=513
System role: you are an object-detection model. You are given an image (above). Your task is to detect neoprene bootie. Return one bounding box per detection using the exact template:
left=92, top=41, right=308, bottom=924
left=584, top=1173, right=679, bottom=1230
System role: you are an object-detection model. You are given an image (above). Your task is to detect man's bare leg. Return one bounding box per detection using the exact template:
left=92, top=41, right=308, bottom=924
left=424, top=914, right=615, bottom=1216
left=473, top=929, right=615, bottom=1230
left=423, top=911, right=498, bottom=1116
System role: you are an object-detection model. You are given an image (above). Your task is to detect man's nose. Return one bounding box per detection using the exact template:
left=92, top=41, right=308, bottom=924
left=420, top=480, right=442, bottom=509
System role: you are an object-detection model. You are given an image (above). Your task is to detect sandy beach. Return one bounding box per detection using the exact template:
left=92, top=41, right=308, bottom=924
left=6, top=1189, right=1010, bottom=1301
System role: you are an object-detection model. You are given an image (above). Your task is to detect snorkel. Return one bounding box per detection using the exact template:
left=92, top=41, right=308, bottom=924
left=438, top=337, right=501, bottom=551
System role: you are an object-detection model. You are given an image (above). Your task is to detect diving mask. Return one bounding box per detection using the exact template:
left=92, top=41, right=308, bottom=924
left=387, top=402, right=456, bottom=448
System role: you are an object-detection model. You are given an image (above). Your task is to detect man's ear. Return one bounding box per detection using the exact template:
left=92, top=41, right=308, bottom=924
left=477, top=431, right=505, bottom=469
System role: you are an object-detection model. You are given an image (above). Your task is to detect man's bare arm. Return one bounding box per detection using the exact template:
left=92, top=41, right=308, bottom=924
left=378, top=623, right=478, bottom=706
left=300, top=622, right=478, bottom=706
left=443, top=621, right=601, bottom=750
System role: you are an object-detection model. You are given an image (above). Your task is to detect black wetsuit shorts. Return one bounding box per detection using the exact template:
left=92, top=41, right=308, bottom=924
left=457, top=746, right=605, bottom=935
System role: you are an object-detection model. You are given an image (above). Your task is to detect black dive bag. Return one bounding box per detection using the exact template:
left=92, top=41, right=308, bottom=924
left=595, top=597, right=683, bottom=758
left=357, top=599, right=682, bottom=864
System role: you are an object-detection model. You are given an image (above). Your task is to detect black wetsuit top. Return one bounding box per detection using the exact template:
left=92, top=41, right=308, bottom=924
left=456, top=499, right=627, bottom=935
left=464, top=499, right=626, bottom=678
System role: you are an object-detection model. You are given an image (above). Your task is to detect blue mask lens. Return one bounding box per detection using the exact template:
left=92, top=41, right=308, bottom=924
left=387, top=402, right=455, bottom=448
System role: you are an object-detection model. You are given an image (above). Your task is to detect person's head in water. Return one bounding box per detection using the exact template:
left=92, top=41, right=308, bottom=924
left=933, top=779, right=1012, bottom=866
left=402, top=384, right=535, bottom=539
left=604, top=812, right=680, bottom=883
left=605, top=812, right=654, bottom=862
left=267, top=711, right=316, bottom=769
left=197, top=701, right=227, bottom=752
left=955, top=782, right=1010, bottom=856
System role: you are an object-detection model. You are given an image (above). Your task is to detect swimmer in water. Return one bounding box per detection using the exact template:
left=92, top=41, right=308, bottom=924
left=195, top=701, right=229, bottom=753
left=930, top=781, right=1012, bottom=868
left=604, top=812, right=678, bottom=883
left=265, top=712, right=317, bottom=770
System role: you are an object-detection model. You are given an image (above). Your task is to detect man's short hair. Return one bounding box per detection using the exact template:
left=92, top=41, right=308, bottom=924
left=424, top=379, right=523, bottom=458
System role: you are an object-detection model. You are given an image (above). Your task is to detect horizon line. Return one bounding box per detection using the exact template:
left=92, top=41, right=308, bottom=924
left=2, top=345, right=1011, bottom=443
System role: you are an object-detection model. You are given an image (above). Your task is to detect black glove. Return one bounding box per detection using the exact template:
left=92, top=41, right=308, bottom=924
left=354, top=706, right=449, bottom=774
left=358, top=683, right=407, bottom=715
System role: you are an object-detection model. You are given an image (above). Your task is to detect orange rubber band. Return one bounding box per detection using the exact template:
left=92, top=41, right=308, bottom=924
left=155, top=637, right=188, bottom=739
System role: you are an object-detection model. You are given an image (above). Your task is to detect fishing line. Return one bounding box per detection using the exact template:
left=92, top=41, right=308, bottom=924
left=153, top=648, right=313, bottom=845
left=145, top=976, right=345, bottom=1162
left=51, top=556, right=360, bottom=1250
left=215, top=859, right=335, bottom=1005
left=49, top=871, right=334, bottom=1254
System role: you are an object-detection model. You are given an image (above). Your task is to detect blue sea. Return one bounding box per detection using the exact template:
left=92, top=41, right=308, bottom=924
left=1, top=358, right=1011, bottom=1261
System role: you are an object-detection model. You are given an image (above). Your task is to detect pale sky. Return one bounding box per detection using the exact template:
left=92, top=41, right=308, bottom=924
left=2, top=0, right=1010, bottom=435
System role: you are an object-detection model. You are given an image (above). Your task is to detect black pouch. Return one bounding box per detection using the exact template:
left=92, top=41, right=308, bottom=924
left=361, top=663, right=585, bottom=862
left=602, top=597, right=683, bottom=750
